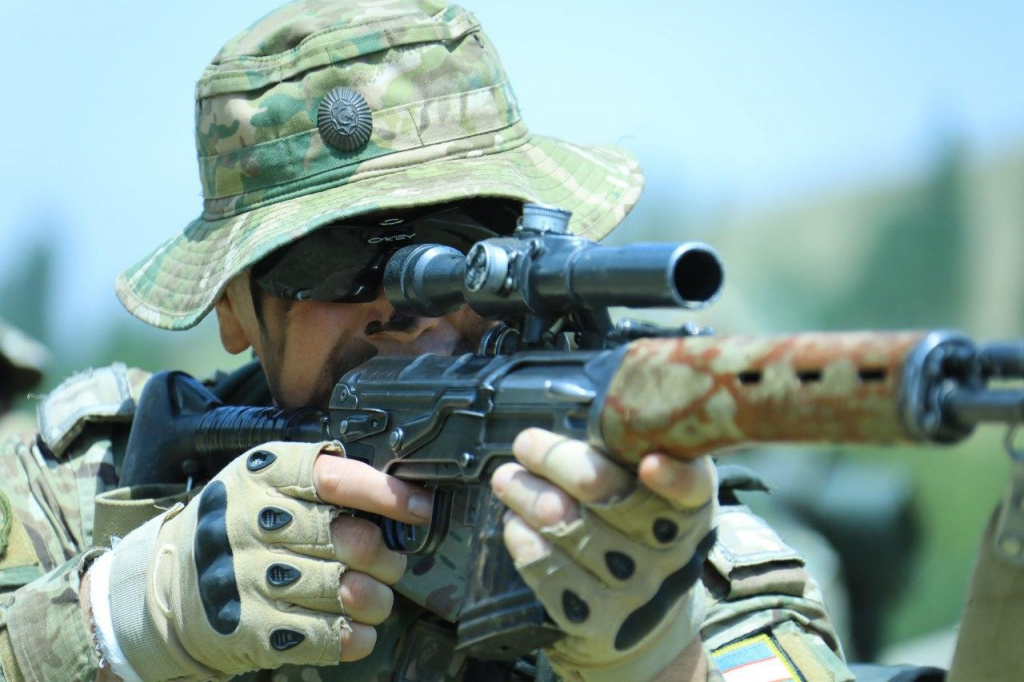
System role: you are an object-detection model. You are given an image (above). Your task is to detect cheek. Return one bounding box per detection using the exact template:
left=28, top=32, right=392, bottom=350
left=271, top=304, right=363, bottom=407
left=274, top=355, right=326, bottom=408
left=452, top=307, right=497, bottom=348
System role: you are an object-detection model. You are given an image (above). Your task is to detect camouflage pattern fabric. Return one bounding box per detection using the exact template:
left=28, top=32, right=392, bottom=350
left=37, top=363, right=150, bottom=458
left=0, top=553, right=102, bottom=682
left=115, top=0, right=644, bottom=331
left=701, top=505, right=856, bottom=681
left=0, top=414, right=35, bottom=446
left=0, top=424, right=116, bottom=682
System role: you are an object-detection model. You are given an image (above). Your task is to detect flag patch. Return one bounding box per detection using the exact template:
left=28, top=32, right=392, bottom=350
left=712, top=634, right=801, bottom=682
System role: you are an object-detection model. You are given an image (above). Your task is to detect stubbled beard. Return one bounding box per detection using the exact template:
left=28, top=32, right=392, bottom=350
left=306, top=338, right=379, bottom=410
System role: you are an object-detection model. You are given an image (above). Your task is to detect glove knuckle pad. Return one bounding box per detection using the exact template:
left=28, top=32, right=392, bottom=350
left=258, top=505, right=294, bottom=531
left=260, top=614, right=348, bottom=668
left=260, top=556, right=346, bottom=612
left=194, top=481, right=242, bottom=635
left=246, top=448, right=277, bottom=472
left=269, top=628, right=305, bottom=651
left=252, top=500, right=334, bottom=553
left=239, top=440, right=337, bottom=502
left=266, top=562, right=302, bottom=587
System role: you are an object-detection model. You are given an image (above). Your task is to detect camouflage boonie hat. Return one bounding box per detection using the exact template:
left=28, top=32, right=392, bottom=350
left=116, top=0, right=645, bottom=330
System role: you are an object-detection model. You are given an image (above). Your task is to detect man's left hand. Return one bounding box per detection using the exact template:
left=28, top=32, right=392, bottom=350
left=490, top=428, right=717, bottom=681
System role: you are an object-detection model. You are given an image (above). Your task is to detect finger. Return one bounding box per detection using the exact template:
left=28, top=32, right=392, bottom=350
left=251, top=496, right=336, bottom=557
left=242, top=441, right=329, bottom=502
left=314, top=455, right=431, bottom=524
left=330, top=515, right=408, bottom=585
left=512, top=428, right=634, bottom=504
left=637, top=454, right=717, bottom=510
left=491, top=462, right=580, bottom=528
left=502, top=511, right=551, bottom=565
left=339, top=621, right=377, bottom=662
left=260, top=556, right=346, bottom=614
left=338, top=572, right=394, bottom=626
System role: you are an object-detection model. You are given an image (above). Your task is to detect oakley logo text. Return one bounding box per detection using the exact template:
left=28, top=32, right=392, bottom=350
left=368, top=233, right=415, bottom=244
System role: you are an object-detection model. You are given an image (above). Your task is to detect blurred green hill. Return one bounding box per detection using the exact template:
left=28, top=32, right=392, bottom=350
left=679, top=138, right=1024, bottom=339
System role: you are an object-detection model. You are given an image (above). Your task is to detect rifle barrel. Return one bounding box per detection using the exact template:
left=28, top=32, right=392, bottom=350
left=943, top=387, right=1024, bottom=426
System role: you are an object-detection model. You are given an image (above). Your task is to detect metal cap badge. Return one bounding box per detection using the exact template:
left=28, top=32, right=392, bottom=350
left=317, top=87, right=373, bottom=152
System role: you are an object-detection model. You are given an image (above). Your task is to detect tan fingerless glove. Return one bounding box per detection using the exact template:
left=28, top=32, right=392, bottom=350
left=105, top=441, right=348, bottom=680
left=517, top=476, right=718, bottom=681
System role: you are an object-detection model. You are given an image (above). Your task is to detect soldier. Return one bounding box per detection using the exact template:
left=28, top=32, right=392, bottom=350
left=0, top=2, right=856, bottom=680
left=0, top=318, right=47, bottom=441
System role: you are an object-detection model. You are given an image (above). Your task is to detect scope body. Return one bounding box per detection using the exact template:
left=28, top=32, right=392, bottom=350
left=383, top=225, right=724, bottom=322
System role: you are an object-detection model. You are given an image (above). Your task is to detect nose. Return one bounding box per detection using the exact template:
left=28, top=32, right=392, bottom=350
left=361, top=289, right=439, bottom=343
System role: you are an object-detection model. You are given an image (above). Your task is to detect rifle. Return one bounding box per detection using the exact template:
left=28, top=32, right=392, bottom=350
left=120, top=204, right=1024, bottom=661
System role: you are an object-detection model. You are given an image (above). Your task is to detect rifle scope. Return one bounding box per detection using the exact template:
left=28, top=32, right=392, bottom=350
left=384, top=204, right=725, bottom=319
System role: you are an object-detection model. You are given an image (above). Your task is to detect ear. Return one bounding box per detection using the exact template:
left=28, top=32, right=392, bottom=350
left=215, top=275, right=257, bottom=355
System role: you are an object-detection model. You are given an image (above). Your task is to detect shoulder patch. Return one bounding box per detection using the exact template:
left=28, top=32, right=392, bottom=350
left=712, top=633, right=802, bottom=681
left=37, top=363, right=151, bottom=457
left=707, top=505, right=807, bottom=600
left=710, top=505, right=803, bottom=569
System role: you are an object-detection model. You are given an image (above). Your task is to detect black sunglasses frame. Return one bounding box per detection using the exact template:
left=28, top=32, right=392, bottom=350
left=251, top=203, right=518, bottom=304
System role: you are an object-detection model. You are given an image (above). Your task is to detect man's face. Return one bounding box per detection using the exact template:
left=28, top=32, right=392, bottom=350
left=227, top=281, right=494, bottom=411
left=215, top=203, right=519, bottom=409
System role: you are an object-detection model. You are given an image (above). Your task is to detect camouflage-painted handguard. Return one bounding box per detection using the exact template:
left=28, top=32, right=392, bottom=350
left=599, top=332, right=928, bottom=464
left=105, top=442, right=347, bottom=680
left=515, top=467, right=718, bottom=682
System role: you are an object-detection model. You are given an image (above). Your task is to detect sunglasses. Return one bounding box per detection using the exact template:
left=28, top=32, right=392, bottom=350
left=252, top=202, right=519, bottom=303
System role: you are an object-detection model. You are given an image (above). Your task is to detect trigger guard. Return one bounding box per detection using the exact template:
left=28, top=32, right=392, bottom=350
left=381, top=489, right=452, bottom=554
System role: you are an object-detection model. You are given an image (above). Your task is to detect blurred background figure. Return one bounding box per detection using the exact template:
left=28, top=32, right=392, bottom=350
left=0, top=318, right=48, bottom=440
left=1, top=0, right=1021, bottom=670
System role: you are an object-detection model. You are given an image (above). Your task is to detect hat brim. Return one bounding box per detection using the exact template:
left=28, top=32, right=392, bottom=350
left=116, top=135, right=644, bottom=330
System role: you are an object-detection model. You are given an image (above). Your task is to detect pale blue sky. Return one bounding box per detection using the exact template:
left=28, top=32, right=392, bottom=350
left=1, top=1, right=1022, bottom=351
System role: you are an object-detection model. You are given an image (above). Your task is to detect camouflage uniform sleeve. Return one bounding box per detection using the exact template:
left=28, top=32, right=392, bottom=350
left=699, top=504, right=855, bottom=681
left=0, top=552, right=104, bottom=682
left=0, top=430, right=117, bottom=681
left=0, top=365, right=143, bottom=681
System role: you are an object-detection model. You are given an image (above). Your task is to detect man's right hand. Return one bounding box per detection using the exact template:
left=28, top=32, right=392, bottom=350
left=313, top=443, right=433, bottom=659
left=95, top=440, right=429, bottom=680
